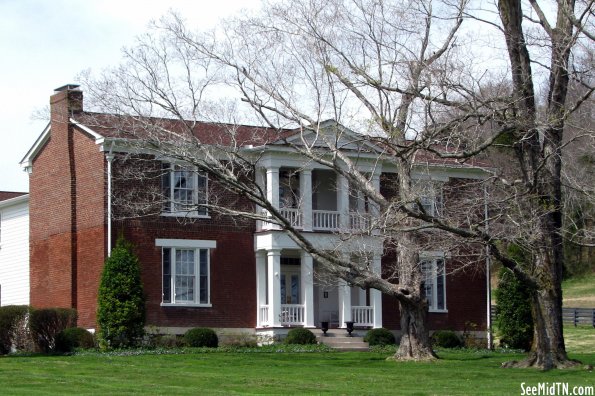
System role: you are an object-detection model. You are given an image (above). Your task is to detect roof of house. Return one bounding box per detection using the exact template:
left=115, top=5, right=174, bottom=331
left=71, top=112, right=296, bottom=147
left=0, top=191, right=27, bottom=202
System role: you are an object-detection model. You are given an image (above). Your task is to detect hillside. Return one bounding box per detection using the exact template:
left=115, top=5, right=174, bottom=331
left=562, top=272, right=595, bottom=308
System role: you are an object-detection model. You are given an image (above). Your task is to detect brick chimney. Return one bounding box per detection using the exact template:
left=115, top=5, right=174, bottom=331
left=50, top=84, right=83, bottom=122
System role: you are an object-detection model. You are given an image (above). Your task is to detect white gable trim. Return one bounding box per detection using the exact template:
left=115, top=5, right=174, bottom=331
left=0, top=194, right=29, bottom=210
left=19, top=123, right=51, bottom=171
left=69, top=117, right=105, bottom=143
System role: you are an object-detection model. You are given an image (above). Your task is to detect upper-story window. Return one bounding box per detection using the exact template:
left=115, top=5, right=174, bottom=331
left=420, top=257, right=446, bottom=312
left=414, top=181, right=443, bottom=217
left=161, top=163, right=208, bottom=217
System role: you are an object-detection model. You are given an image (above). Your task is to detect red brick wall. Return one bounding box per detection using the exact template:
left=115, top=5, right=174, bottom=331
left=381, top=258, right=487, bottom=331
left=29, top=89, right=106, bottom=328
left=115, top=219, right=256, bottom=329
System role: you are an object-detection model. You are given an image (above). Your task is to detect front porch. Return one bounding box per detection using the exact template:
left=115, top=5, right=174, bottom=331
left=255, top=248, right=383, bottom=330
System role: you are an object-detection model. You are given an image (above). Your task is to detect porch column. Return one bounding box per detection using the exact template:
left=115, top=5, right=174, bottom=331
left=337, top=174, right=350, bottom=230
left=371, top=253, right=383, bottom=328
left=370, top=172, right=381, bottom=235
left=256, top=251, right=267, bottom=327
left=338, top=280, right=352, bottom=328
left=255, top=168, right=266, bottom=230
left=266, top=167, right=280, bottom=229
left=301, top=251, right=315, bottom=327
left=300, top=168, right=312, bottom=231
left=267, top=249, right=282, bottom=327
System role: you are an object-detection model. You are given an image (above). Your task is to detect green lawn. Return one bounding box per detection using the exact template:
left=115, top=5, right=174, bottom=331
left=1, top=349, right=593, bottom=395
left=563, top=273, right=595, bottom=308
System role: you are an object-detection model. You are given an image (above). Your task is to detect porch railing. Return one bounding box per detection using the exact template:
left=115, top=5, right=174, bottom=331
left=280, top=207, right=302, bottom=228
left=280, top=304, right=305, bottom=326
left=352, top=306, right=373, bottom=327
left=260, top=305, right=269, bottom=326
left=349, top=212, right=371, bottom=230
left=313, top=210, right=340, bottom=231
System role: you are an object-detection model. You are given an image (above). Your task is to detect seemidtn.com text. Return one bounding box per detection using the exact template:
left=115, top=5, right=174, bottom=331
left=521, top=383, right=594, bottom=396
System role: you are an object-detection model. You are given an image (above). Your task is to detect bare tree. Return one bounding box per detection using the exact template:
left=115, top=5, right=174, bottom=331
left=81, top=0, right=593, bottom=369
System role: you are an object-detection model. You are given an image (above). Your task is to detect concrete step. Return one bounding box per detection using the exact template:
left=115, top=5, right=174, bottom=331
left=317, top=333, right=369, bottom=351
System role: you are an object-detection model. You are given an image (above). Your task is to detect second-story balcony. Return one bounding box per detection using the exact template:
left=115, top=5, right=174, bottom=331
left=257, top=167, right=378, bottom=233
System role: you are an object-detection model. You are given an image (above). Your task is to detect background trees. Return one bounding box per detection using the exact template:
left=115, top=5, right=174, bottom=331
left=82, top=0, right=593, bottom=368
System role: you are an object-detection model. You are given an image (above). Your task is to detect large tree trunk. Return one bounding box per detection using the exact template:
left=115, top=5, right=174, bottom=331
left=503, top=285, right=579, bottom=369
left=390, top=299, right=436, bottom=361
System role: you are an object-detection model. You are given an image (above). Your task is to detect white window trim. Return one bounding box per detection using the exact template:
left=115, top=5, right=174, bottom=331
left=161, top=163, right=210, bottom=218
left=158, top=239, right=216, bottom=307
left=420, top=253, right=447, bottom=313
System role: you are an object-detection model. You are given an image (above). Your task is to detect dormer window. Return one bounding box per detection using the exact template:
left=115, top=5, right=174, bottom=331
left=161, top=163, right=208, bottom=217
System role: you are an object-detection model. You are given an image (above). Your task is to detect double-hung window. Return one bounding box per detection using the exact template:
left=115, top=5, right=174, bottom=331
left=161, top=163, right=208, bottom=216
left=413, top=181, right=444, bottom=217
left=420, top=257, right=446, bottom=312
left=157, top=239, right=216, bottom=306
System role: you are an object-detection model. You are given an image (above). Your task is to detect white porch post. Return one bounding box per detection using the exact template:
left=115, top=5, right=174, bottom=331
left=256, top=251, right=267, bottom=327
left=300, top=168, right=312, bottom=231
left=255, top=167, right=266, bottom=230
left=337, top=174, right=350, bottom=229
left=371, top=253, right=383, bottom=328
left=370, top=172, right=381, bottom=235
left=267, top=249, right=282, bottom=327
left=301, top=251, right=315, bottom=327
left=338, top=280, right=352, bottom=328
left=266, top=167, right=280, bottom=229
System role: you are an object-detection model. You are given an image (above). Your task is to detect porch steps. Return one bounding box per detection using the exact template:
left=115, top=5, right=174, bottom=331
left=313, top=329, right=369, bottom=351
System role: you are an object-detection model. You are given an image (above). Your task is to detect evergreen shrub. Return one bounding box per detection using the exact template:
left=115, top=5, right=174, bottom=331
left=364, top=328, right=396, bottom=346
left=97, top=237, right=146, bottom=348
left=29, top=308, right=77, bottom=352
left=0, top=305, right=30, bottom=354
left=55, top=327, right=95, bottom=353
left=496, top=268, right=533, bottom=351
left=184, top=328, right=219, bottom=348
left=284, top=328, right=316, bottom=345
left=431, top=330, right=463, bottom=348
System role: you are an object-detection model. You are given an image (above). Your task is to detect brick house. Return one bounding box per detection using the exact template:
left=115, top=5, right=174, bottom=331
left=21, top=85, right=490, bottom=338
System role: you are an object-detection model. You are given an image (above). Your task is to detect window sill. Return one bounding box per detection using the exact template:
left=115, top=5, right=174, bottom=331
left=161, top=303, right=212, bottom=308
left=429, top=309, right=448, bottom=314
left=160, top=212, right=210, bottom=219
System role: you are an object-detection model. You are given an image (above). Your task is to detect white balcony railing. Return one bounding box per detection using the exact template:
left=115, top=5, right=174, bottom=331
left=313, top=210, right=340, bottom=231
left=260, top=305, right=270, bottom=326
left=349, top=212, right=371, bottom=230
left=280, top=207, right=302, bottom=228
left=280, top=304, right=305, bottom=326
left=352, top=306, right=373, bottom=327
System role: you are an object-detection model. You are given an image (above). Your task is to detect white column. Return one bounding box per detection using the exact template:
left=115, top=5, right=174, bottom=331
left=371, top=253, right=383, bottom=328
left=255, top=167, right=266, bottom=230
left=256, top=251, right=267, bottom=327
left=300, top=168, right=312, bottom=231
left=338, top=279, right=352, bottom=328
left=266, top=167, right=280, bottom=229
left=370, top=172, right=381, bottom=235
left=337, top=174, right=350, bottom=230
left=301, top=251, right=315, bottom=327
left=267, top=249, right=282, bottom=327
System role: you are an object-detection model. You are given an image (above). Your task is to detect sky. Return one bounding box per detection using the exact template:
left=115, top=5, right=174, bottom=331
left=0, top=0, right=262, bottom=193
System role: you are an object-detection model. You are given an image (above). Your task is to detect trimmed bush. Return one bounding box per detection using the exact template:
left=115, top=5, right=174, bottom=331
left=29, top=308, right=77, bottom=353
left=184, top=328, right=219, bottom=348
left=284, top=328, right=316, bottom=345
left=363, top=328, right=395, bottom=346
left=97, top=237, right=146, bottom=349
left=55, top=327, right=95, bottom=353
left=495, top=266, right=533, bottom=351
left=431, top=330, right=463, bottom=348
left=0, top=305, right=30, bottom=354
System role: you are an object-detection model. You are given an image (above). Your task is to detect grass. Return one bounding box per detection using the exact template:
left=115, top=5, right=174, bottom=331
left=565, top=325, right=595, bottom=354
left=563, top=273, right=595, bottom=308
left=0, top=348, right=593, bottom=395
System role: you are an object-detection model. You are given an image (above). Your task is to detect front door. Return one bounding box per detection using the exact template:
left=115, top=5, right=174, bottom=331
left=280, top=266, right=300, bottom=304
